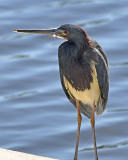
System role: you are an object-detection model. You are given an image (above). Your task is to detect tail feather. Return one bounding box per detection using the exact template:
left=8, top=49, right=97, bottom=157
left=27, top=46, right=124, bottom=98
left=79, top=101, right=92, bottom=119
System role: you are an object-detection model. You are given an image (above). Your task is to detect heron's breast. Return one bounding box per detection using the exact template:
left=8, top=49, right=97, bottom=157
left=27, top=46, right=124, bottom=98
left=63, top=65, right=100, bottom=107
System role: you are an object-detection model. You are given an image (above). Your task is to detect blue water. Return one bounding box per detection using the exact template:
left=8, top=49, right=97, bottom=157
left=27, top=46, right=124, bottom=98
left=0, top=0, right=128, bottom=159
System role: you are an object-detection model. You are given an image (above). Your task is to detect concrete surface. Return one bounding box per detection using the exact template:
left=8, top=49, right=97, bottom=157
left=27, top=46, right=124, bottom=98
left=0, top=148, right=58, bottom=160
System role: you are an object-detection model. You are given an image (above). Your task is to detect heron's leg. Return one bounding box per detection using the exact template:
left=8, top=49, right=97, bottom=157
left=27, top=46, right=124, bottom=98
left=91, top=103, right=98, bottom=160
left=74, top=100, right=82, bottom=160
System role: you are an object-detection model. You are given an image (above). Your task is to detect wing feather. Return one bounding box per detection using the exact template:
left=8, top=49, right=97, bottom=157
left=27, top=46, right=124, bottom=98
left=95, top=47, right=109, bottom=111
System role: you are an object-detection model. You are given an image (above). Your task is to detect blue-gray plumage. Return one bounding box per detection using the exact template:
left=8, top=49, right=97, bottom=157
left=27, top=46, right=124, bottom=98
left=58, top=24, right=109, bottom=119
left=14, top=24, right=109, bottom=160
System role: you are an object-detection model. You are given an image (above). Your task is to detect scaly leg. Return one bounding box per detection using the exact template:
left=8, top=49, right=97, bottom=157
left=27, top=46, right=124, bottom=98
left=91, top=103, right=98, bottom=160
left=74, top=100, right=82, bottom=160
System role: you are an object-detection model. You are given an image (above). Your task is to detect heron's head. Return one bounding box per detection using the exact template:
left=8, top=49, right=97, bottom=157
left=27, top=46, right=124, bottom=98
left=14, top=24, right=89, bottom=44
left=54, top=24, right=89, bottom=42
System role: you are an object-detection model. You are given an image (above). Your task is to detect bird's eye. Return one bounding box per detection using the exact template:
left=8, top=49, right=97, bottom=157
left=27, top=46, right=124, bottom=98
left=64, top=30, right=69, bottom=35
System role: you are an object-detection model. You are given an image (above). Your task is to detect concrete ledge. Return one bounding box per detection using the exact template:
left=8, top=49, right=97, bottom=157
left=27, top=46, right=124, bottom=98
left=0, top=148, right=58, bottom=160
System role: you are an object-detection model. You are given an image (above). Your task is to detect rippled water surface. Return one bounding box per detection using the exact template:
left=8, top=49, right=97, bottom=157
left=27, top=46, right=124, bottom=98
left=0, top=0, right=128, bottom=159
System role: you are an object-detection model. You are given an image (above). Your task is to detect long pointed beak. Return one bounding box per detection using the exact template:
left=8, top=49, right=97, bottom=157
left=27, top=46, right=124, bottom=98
left=13, top=28, right=57, bottom=35
left=13, top=28, right=68, bottom=40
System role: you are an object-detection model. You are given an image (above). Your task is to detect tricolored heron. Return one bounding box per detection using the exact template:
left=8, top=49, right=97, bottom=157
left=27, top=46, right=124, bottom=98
left=14, top=24, right=109, bottom=160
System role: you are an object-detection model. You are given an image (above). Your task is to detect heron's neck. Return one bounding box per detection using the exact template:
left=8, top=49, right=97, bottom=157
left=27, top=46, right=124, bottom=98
left=72, top=37, right=89, bottom=57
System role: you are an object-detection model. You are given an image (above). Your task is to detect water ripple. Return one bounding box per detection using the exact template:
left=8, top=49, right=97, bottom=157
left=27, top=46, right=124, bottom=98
left=80, top=140, right=128, bottom=151
left=2, top=90, right=39, bottom=100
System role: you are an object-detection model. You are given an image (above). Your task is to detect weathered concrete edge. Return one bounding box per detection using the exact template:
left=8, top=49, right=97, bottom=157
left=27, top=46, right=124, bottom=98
left=0, top=148, right=58, bottom=160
